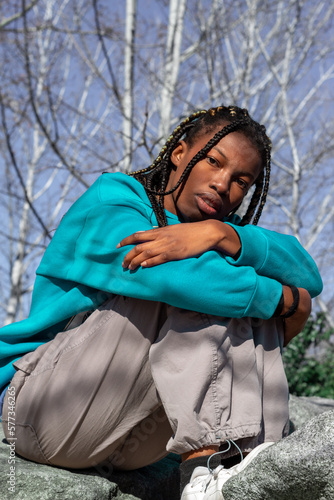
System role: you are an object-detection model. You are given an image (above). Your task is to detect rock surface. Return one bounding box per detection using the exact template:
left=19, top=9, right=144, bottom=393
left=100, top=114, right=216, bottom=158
left=289, top=394, right=334, bottom=430
left=0, top=395, right=333, bottom=500
left=222, top=409, right=334, bottom=500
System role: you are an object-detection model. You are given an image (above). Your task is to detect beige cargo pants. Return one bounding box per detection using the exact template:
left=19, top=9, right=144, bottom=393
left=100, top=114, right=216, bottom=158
left=2, top=294, right=289, bottom=470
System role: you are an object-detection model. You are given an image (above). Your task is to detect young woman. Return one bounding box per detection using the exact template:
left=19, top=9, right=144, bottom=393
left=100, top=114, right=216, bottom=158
left=0, top=106, right=322, bottom=499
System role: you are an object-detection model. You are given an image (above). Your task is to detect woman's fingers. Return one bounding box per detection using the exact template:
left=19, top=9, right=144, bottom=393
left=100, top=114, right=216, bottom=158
left=125, top=253, right=168, bottom=270
left=122, top=245, right=160, bottom=270
left=121, top=238, right=171, bottom=270
left=117, top=229, right=158, bottom=249
left=117, top=230, right=161, bottom=270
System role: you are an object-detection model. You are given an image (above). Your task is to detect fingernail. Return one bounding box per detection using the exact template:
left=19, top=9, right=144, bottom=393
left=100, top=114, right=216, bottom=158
left=116, top=243, right=121, bottom=248
left=141, top=261, right=147, bottom=267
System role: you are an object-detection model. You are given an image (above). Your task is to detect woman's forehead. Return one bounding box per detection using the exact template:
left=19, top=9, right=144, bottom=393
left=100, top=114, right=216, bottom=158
left=194, top=124, right=260, bottom=153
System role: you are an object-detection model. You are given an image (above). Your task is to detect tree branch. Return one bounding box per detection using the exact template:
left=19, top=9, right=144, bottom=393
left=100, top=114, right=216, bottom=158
left=0, top=92, right=51, bottom=239
left=0, top=0, right=39, bottom=29
left=22, top=0, right=89, bottom=188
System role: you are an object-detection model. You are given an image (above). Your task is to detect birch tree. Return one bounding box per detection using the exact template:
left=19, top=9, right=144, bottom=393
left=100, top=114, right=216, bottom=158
left=0, top=0, right=125, bottom=322
left=122, top=0, right=137, bottom=171
left=158, top=0, right=187, bottom=140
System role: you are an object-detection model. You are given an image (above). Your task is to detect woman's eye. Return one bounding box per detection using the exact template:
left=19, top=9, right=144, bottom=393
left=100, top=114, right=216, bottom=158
left=207, top=156, right=218, bottom=166
left=237, top=179, right=248, bottom=190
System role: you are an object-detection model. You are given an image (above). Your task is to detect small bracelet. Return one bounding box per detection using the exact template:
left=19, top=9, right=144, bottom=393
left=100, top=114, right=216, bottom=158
left=273, top=292, right=284, bottom=317
left=281, top=285, right=300, bottom=318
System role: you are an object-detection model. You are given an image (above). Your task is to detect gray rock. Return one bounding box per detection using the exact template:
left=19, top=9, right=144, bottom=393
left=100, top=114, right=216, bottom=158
left=289, top=394, right=334, bottom=431
left=222, top=410, right=334, bottom=500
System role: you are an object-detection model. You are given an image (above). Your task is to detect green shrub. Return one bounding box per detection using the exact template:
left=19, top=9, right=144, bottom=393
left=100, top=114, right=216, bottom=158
left=283, top=313, right=334, bottom=398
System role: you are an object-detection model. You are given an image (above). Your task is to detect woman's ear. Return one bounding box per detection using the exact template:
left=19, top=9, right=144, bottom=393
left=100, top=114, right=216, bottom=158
left=170, top=141, right=187, bottom=168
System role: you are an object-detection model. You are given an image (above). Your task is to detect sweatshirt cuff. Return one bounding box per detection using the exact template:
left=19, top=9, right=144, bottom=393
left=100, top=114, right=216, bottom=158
left=225, top=223, right=268, bottom=271
left=244, top=275, right=283, bottom=319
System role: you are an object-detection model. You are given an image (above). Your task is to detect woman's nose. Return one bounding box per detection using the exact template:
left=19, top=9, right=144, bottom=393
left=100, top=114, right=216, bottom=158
left=211, top=170, right=230, bottom=195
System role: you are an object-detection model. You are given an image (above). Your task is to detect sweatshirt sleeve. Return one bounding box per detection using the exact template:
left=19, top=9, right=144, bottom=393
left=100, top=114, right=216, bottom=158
left=224, top=223, right=323, bottom=298
left=37, top=185, right=283, bottom=320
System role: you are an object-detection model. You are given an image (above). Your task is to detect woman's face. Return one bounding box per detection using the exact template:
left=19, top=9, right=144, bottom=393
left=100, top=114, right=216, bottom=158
left=164, top=128, right=263, bottom=222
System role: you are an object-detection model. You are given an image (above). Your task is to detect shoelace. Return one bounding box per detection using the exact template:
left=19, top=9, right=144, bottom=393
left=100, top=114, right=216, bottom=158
left=207, top=439, right=244, bottom=472
left=198, top=440, right=244, bottom=493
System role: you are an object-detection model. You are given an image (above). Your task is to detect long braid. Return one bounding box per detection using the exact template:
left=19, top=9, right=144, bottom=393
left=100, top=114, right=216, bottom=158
left=130, top=110, right=206, bottom=180
left=243, top=148, right=271, bottom=226
left=130, top=110, right=206, bottom=226
left=240, top=129, right=271, bottom=225
left=130, top=105, right=272, bottom=227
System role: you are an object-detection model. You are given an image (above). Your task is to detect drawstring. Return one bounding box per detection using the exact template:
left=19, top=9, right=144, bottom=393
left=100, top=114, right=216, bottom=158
left=207, top=439, right=244, bottom=473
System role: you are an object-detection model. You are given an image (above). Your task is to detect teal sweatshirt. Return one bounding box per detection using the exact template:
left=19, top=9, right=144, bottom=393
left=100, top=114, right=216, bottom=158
left=0, top=173, right=323, bottom=389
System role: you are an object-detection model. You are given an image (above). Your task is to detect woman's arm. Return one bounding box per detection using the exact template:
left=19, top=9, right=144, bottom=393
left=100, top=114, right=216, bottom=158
left=118, top=220, right=241, bottom=270
left=118, top=219, right=322, bottom=299
left=281, top=286, right=312, bottom=346
left=225, top=223, right=323, bottom=297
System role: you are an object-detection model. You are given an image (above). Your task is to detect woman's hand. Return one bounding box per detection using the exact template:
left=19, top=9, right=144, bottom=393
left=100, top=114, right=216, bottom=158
left=282, top=286, right=312, bottom=346
left=117, top=220, right=241, bottom=270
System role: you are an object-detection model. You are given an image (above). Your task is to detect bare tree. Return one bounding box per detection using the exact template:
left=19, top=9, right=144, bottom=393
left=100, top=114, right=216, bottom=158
left=0, top=0, right=126, bottom=322
left=179, top=0, right=334, bottom=320
left=0, top=0, right=333, bottom=326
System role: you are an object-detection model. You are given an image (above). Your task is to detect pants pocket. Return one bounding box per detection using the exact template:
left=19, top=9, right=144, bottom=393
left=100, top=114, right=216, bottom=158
left=4, top=420, right=50, bottom=464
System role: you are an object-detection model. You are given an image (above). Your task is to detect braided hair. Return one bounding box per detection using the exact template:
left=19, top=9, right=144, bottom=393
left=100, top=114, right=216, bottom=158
left=130, top=105, right=272, bottom=227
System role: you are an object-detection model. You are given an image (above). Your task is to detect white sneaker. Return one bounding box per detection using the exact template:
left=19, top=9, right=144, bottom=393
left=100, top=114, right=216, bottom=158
left=180, top=441, right=275, bottom=500
left=181, top=464, right=234, bottom=499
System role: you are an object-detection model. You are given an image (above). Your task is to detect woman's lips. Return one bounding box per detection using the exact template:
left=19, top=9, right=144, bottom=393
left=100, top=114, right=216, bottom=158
left=196, top=194, right=222, bottom=216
